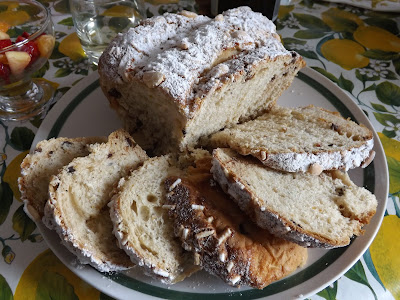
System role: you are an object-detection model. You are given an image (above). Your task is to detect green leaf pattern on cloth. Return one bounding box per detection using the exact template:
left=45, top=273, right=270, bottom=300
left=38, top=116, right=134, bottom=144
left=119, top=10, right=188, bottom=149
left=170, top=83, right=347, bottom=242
left=0, top=274, right=13, bottom=300
left=35, top=271, right=79, bottom=300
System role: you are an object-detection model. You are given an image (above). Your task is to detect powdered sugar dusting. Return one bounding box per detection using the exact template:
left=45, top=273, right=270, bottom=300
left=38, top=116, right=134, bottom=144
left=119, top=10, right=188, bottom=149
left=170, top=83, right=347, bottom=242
left=100, top=6, right=290, bottom=117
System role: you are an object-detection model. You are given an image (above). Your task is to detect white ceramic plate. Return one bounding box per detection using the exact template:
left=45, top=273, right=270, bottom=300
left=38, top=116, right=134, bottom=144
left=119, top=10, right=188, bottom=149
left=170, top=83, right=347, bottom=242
left=33, top=67, right=388, bottom=300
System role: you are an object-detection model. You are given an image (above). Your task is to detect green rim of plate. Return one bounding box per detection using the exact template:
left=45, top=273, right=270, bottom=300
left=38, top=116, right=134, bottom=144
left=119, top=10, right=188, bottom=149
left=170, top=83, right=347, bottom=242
left=46, top=71, right=375, bottom=299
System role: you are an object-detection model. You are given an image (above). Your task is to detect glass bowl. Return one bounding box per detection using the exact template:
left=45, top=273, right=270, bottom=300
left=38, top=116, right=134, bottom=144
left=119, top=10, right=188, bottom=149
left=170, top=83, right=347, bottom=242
left=0, top=0, right=55, bottom=121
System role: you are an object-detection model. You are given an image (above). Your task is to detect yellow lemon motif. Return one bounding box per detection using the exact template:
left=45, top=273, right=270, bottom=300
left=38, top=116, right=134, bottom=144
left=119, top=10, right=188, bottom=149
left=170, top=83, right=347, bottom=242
left=278, top=5, right=294, bottom=20
left=58, top=32, right=86, bottom=61
left=321, top=39, right=369, bottom=70
left=321, top=7, right=363, bottom=32
left=354, top=26, right=400, bottom=53
left=102, top=5, right=139, bottom=18
left=370, top=215, right=400, bottom=299
left=3, top=150, right=29, bottom=202
left=0, top=11, right=30, bottom=26
left=14, top=249, right=100, bottom=300
left=378, top=132, right=400, bottom=161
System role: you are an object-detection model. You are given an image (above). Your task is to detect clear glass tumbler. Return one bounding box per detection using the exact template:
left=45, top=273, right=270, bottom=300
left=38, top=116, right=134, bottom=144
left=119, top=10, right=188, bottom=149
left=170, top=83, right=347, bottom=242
left=69, top=0, right=146, bottom=65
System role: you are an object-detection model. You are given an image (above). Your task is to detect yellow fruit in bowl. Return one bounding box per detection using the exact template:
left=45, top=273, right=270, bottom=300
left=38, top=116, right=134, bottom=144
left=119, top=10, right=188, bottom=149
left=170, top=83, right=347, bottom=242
left=370, top=215, right=400, bottom=299
left=3, top=150, right=29, bottom=202
left=5, top=51, right=31, bottom=75
left=0, top=10, right=30, bottom=26
left=354, top=26, right=400, bottom=53
left=0, top=21, right=10, bottom=33
left=36, top=34, right=55, bottom=57
left=0, top=31, right=10, bottom=40
left=321, top=39, right=369, bottom=70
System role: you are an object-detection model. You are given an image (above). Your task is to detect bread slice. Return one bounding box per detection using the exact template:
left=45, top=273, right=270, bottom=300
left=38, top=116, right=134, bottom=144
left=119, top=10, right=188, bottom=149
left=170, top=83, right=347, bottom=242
left=109, top=155, right=199, bottom=283
left=43, top=129, right=148, bottom=272
left=211, top=148, right=378, bottom=248
left=209, top=105, right=374, bottom=173
left=99, top=7, right=305, bottom=155
left=18, top=136, right=107, bottom=221
left=164, top=157, right=308, bottom=289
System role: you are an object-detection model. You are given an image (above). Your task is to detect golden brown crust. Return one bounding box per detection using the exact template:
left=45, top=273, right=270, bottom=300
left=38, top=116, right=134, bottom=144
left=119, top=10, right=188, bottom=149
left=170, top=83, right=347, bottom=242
left=164, top=159, right=307, bottom=289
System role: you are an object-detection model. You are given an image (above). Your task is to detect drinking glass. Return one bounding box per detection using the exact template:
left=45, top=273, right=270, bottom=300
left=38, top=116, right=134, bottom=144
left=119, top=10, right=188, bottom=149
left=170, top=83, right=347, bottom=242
left=69, top=0, right=146, bottom=65
left=0, top=0, right=56, bottom=122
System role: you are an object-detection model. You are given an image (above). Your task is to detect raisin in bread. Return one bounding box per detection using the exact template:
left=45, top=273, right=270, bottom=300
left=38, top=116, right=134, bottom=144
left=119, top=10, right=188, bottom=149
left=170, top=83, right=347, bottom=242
left=18, top=136, right=107, bottom=221
left=164, top=157, right=307, bottom=289
left=211, top=148, right=378, bottom=248
left=209, top=105, right=374, bottom=173
left=98, top=6, right=305, bottom=155
left=43, top=130, right=148, bottom=272
left=109, top=155, right=199, bottom=283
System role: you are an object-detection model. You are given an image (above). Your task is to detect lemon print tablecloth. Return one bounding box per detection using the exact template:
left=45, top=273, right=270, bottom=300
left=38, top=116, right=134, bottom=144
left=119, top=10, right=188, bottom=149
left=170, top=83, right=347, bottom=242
left=0, top=0, right=399, bottom=299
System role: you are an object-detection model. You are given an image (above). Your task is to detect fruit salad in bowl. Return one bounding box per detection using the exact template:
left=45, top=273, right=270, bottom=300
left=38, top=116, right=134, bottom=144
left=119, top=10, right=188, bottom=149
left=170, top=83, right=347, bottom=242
left=0, top=0, right=55, bottom=121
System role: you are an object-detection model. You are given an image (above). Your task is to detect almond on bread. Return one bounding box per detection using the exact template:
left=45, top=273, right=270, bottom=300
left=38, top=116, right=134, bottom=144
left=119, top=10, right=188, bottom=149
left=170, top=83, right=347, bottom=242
left=211, top=148, right=378, bottom=248
left=109, top=155, right=199, bottom=284
left=98, top=6, right=305, bottom=155
left=209, top=105, right=374, bottom=173
left=43, top=129, right=148, bottom=272
left=164, top=157, right=308, bottom=289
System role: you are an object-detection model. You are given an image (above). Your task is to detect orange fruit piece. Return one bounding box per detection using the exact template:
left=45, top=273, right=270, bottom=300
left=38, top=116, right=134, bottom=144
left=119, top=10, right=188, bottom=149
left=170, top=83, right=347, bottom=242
left=0, top=11, right=30, bottom=26
left=0, top=21, right=10, bottom=33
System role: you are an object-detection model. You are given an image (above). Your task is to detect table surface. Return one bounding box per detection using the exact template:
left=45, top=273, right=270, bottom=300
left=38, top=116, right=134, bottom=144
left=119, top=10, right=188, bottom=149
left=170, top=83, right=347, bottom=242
left=0, top=0, right=399, bottom=299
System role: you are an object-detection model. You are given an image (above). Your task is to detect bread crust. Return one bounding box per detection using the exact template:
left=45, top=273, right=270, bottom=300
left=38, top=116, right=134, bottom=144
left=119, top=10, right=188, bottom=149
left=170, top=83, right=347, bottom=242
left=211, top=148, right=377, bottom=248
left=18, top=136, right=107, bottom=221
left=164, top=158, right=307, bottom=289
left=43, top=129, right=148, bottom=272
left=109, top=155, right=199, bottom=283
left=210, top=105, right=374, bottom=173
left=98, top=7, right=305, bottom=154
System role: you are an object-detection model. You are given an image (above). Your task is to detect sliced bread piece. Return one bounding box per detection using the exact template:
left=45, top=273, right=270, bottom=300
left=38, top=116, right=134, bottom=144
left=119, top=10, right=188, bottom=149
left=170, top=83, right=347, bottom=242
left=18, top=136, right=107, bottom=221
left=109, top=155, right=200, bottom=284
left=43, top=129, right=148, bottom=272
left=209, top=105, right=374, bottom=173
left=211, top=148, right=378, bottom=248
left=165, top=157, right=308, bottom=289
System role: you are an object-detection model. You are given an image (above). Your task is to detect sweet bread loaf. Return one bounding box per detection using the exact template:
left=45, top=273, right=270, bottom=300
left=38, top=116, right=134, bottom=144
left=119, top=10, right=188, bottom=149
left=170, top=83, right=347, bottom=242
left=109, top=155, right=199, bottom=283
left=98, top=6, right=305, bottom=155
left=211, top=148, right=378, bottom=248
left=18, top=136, right=107, bottom=221
left=43, top=129, right=148, bottom=272
left=209, top=105, right=374, bottom=173
left=164, top=157, right=308, bottom=289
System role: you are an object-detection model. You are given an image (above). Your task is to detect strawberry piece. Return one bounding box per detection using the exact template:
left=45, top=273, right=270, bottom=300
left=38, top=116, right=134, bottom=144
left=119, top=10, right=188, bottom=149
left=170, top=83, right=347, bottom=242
left=0, top=39, right=12, bottom=50
left=19, top=41, right=39, bottom=65
left=0, top=62, right=11, bottom=83
left=16, top=31, right=30, bottom=43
